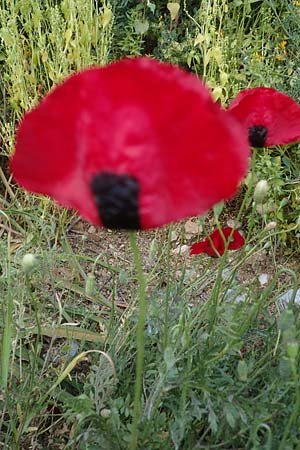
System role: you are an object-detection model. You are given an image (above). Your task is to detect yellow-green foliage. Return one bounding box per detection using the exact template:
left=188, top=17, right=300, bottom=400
left=0, top=0, right=113, bottom=114
left=1, top=0, right=300, bottom=246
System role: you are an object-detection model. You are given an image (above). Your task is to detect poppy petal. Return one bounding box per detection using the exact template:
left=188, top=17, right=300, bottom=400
left=228, top=87, right=300, bottom=147
left=189, top=241, right=208, bottom=255
left=190, top=227, right=245, bottom=257
left=11, top=57, right=250, bottom=230
left=204, top=238, right=223, bottom=257
left=228, top=229, right=245, bottom=250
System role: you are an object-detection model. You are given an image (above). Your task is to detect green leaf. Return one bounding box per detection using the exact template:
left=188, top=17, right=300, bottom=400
left=22, top=325, right=106, bottom=343
left=224, top=404, right=237, bottom=428
left=208, top=405, right=218, bottom=434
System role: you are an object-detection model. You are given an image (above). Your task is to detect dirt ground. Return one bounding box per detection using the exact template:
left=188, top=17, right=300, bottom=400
left=66, top=214, right=298, bottom=310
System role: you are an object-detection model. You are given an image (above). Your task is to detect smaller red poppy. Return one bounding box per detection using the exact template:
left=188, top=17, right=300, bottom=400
left=190, top=227, right=245, bottom=257
left=227, top=87, right=300, bottom=147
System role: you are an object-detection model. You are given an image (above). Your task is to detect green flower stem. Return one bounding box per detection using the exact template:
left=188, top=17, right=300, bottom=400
left=1, top=231, right=12, bottom=390
left=129, top=231, right=147, bottom=450
left=163, top=225, right=173, bottom=349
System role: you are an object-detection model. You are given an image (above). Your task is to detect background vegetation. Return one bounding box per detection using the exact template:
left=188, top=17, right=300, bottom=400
left=1, top=1, right=300, bottom=449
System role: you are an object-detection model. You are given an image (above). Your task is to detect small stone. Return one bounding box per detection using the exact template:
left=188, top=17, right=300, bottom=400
left=277, top=289, right=300, bottom=310
left=68, top=341, right=79, bottom=358
left=259, top=273, right=269, bottom=286
left=171, top=231, right=178, bottom=241
left=88, top=225, right=96, bottom=233
left=171, top=244, right=189, bottom=255
left=184, top=269, right=196, bottom=282
left=226, top=219, right=242, bottom=229
left=184, top=219, right=203, bottom=236
left=222, top=268, right=232, bottom=280
left=225, top=288, right=246, bottom=303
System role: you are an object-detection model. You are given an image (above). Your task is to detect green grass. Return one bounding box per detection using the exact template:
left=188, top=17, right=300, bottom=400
left=1, top=0, right=300, bottom=449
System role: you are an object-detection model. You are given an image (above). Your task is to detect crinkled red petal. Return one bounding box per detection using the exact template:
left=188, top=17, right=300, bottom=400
left=228, top=229, right=245, bottom=250
left=228, top=87, right=300, bottom=147
left=189, top=241, right=208, bottom=255
left=190, top=227, right=245, bottom=257
left=11, top=57, right=250, bottom=229
left=204, top=237, right=223, bottom=257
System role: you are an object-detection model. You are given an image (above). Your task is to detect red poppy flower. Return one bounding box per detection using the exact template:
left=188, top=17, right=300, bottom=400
left=228, top=87, right=300, bottom=147
left=190, top=227, right=245, bottom=257
left=10, top=57, right=249, bottom=230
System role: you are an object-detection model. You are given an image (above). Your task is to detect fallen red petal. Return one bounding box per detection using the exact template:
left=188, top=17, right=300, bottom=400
left=189, top=241, right=208, bottom=255
left=228, top=87, right=300, bottom=147
left=228, top=229, right=245, bottom=250
left=190, top=227, right=245, bottom=257
left=11, top=57, right=250, bottom=230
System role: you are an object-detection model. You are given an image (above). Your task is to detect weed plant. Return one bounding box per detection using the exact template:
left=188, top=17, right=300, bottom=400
left=1, top=1, right=300, bottom=449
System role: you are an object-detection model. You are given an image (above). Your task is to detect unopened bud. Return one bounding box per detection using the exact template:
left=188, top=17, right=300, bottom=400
left=220, top=71, right=228, bottom=87
left=149, top=237, right=158, bottom=260
left=100, top=408, right=111, bottom=418
left=254, top=180, right=269, bottom=204
left=21, top=253, right=37, bottom=273
left=287, top=340, right=299, bottom=360
left=85, top=273, right=95, bottom=296
left=212, top=86, right=223, bottom=102
left=264, top=221, right=277, bottom=231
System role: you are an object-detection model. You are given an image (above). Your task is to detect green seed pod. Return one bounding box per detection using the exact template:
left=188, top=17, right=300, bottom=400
left=264, top=221, right=277, bottom=231
left=287, top=340, right=299, bottom=360
left=254, top=180, right=269, bottom=204
left=85, top=273, right=95, bottom=297
left=100, top=408, right=111, bottom=418
left=21, top=253, right=37, bottom=274
left=149, top=237, right=158, bottom=260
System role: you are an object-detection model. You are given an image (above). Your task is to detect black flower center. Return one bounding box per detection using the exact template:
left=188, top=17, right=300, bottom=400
left=91, top=172, right=141, bottom=230
left=248, top=125, right=268, bottom=147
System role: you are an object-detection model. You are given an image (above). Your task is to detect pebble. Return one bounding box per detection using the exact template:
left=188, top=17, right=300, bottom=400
left=225, top=288, right=247, bottom=304
left=277, top=289, right=300, bottom=310
left=259, top=273, right=270, bottom=286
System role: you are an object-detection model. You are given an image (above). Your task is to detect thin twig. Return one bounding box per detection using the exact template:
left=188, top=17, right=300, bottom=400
left=0, top=166, right=15, bottom=201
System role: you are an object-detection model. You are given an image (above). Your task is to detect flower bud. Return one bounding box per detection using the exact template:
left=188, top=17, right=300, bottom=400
left=149, top=237, right=158, bottom=260
left=21, top=253, right=37, bottom=273
left=220, top=71, right=228, bottom=87
left=100, top=408, right=111, bottom=418
left=264, top=221, right=277, bottom=231
left=212, top=86, right=223, bottom=102
left=287, top=340, right=299, bottom=360
left=254, top=180, right=269, bottom=204
left=85, top=273, right=95, bottom=296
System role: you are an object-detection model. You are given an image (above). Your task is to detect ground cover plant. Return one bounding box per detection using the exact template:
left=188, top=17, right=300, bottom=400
left=1, top=1, right=300, bottom=449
